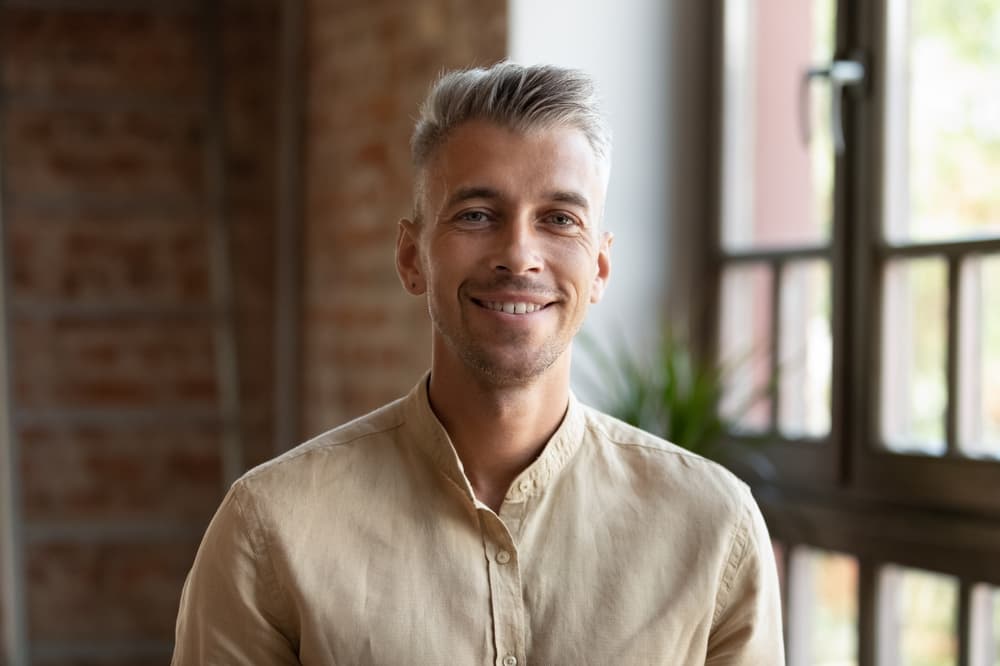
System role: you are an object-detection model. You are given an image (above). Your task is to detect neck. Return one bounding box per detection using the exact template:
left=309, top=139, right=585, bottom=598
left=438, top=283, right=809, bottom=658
left=428, top=350, right=571, bottom=513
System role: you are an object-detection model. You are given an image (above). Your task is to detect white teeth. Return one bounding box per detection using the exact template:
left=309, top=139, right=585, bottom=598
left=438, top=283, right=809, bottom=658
left=484, top=301, right=542, bottom=314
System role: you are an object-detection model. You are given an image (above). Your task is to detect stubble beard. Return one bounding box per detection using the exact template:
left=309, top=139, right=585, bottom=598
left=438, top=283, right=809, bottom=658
left=430, top=304, right=571, bottom=388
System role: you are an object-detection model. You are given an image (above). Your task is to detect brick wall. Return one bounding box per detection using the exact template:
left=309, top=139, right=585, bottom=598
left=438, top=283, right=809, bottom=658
left=1, top=2, right=279, bottom=661
left=1, top=0, right=506, bottom=662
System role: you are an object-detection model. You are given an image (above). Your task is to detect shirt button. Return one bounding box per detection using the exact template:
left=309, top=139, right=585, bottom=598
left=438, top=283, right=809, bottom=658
left=503, top=656, right=517, bottom=666
left=496, top=550, right=511, bottom=564
left=519, top=480, right=531, bottom=493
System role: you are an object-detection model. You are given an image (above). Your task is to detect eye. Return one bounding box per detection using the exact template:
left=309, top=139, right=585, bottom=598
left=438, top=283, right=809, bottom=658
left=545, top=212, right=580, bottom=228
left=456, top=210, right=491, bottom=224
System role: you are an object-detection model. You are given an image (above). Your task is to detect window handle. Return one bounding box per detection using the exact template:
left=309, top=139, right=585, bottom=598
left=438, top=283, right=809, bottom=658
left=800, top=57, right=866, bottom=154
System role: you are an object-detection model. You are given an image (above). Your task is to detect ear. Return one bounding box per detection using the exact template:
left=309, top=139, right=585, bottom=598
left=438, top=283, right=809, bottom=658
left=396, top=218, right=426, bottom=295
left=589, top=231, right=613, bottom=304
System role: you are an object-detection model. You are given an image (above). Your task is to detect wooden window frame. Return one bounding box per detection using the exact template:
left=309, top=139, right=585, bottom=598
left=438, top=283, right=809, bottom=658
left=701, top=0, right=1000, bottom=662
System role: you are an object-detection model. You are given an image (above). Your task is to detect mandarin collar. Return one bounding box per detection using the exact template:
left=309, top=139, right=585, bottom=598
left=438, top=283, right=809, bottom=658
left=402, top=372, right=586, bottom=506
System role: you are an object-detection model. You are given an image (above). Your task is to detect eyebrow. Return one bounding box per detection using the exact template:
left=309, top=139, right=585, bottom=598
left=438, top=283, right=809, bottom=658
left=444, top=187, right=502, bottom=209
left=546, top=190, right=590, bottom=211
left=444, top=186, right=590, bottom=211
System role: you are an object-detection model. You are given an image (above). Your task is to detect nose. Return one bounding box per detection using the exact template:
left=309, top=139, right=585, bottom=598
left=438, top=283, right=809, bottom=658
left=491, top=217, right=543, bottom=275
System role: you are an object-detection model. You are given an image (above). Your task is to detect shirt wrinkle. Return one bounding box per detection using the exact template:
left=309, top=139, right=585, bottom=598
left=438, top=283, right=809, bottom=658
left=711, top=500, right=752, bottom=632
left=582, top=417, right=718, bottom=466
left=232, top=483, right=298, bottom=649
left=243, top=418, right=407, bottom=481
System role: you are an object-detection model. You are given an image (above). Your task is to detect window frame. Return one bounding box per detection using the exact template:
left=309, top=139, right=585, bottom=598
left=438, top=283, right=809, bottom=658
left=705, top=0, right=1000, bottom=661
left=710, top=0, right=1000, bottom=519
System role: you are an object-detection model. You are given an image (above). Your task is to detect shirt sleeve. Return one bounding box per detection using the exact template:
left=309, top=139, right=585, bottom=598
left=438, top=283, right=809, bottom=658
left=706, top=489, right=786, bottom=665
left=171, top=481, right=301, bottom=665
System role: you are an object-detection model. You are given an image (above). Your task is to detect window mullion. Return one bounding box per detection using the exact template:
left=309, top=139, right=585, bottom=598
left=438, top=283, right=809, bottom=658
left=857, top=558, right=880, bottom=666
left=946, top=256, right=961, bottom=457
left=769, top=259, right=783, bottom=434
left=958, top=579, right=974, bottom=666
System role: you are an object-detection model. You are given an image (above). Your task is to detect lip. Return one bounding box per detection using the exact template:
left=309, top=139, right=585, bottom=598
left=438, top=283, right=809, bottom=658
left=467, top=292, right=558, bottom=317
left=469, top=291, right=556, bottom=307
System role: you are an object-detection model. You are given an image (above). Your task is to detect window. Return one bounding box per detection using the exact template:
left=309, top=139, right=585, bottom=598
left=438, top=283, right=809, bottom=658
left=786, top=546, right=860, bottom=665
left=714, top=0, right=1000, bottom=663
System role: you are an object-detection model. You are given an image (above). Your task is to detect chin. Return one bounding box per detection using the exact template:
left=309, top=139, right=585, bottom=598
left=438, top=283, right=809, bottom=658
left=461, top=347, right=565, bottom=388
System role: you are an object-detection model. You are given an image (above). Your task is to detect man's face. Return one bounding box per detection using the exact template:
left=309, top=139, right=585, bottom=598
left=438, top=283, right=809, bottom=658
left=397, top=120, right=612, bottom=387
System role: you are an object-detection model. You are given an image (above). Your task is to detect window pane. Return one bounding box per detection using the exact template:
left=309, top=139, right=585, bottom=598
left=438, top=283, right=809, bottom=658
left=959, top=255, right=1000, bottom=458
left=721, top=0, right=836, bottom=250
left=995, top=590, right=1000, bottom=666
left=779, top=260, right=832, bottom=437
left=883, top=0, right=1000, bottom=243
left=881, top=258, right=947, bottom=454
left=969, top=584, right=999, bottom=666
left=719, top=263, right=772, bottom=432
left=787, top=547, right=858, bottom=666
left=880, top=566, right=958, bottom=666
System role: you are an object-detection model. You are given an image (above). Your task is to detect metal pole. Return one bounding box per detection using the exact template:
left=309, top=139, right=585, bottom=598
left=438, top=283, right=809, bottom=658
left=0, top=7, right=30, bottom=658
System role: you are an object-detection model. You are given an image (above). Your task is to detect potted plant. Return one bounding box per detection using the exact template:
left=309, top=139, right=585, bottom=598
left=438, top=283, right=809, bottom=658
left=576, top=328, right=775, bottom=479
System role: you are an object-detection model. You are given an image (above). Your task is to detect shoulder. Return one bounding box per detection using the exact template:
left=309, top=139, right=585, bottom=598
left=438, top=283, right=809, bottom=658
left=235, top=397, right=409, bottom=498
left=578, top=404, right=755, bottom=514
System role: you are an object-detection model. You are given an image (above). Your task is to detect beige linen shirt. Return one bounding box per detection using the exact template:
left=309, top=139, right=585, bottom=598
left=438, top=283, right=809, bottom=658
left=173, top=375, right=784, bottom=665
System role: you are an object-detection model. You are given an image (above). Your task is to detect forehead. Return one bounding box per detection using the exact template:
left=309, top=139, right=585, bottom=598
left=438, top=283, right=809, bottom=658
left=419, top=120, right=607, bottom=211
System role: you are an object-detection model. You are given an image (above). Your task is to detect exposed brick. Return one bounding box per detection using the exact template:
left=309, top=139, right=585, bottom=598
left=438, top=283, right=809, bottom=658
left=26, top=540, right=199, bottom=642
left=1, top=8, right=203, bottom=98
left=222, top=1, right=278, bottom=202
left=7, top=214, right=211, bottom=305
left=242, top=412, right=278, bottom=471
left=230, top=205, right=277, bottom=312
left=12, top=318, right=217, bottom=409
left=4, top=107, right=204, bottom=201
left=20, top=424, right=222, bottom=525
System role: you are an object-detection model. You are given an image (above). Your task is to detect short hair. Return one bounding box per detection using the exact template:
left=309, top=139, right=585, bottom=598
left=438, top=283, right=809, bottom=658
left=411, top=62, right=612, bottom=173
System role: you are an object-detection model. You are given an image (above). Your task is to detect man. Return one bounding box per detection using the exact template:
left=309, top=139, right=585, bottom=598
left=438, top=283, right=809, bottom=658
left=173, top=63, right=784, bottom=664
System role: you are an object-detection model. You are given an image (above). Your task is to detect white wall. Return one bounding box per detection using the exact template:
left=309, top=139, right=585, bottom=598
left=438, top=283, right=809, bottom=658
left=509, top=0, right=674, bottom=403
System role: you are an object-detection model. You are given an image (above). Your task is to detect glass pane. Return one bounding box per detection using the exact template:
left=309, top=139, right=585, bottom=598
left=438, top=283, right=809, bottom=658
left=779, top=260, right=832, bottom=437
left=996, top=590, right=1000, bottom=666
left=883, top=0, right=1000, bottom=243
left=995, top=589, right=1000, bottom=666
left=719, top=263, right=773, bottom=432
left=881, top=258, right=947, bottom=454
left=880, top=566, right=958, bottom=666
left=969, top=584, right=999, bottom=666
left=959, top=255, right=1000, bottom=458
left=721, top=0, right=836, bottom=250
left=787, top=547, right=859, bottom=666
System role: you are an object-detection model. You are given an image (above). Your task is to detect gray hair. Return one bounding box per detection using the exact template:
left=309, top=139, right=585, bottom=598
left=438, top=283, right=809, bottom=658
left=411, top=62, right=612, bottom=172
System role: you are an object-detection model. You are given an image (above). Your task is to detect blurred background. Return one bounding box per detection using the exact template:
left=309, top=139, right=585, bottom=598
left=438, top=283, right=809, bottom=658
left=0, top=0, right=999, bottom=664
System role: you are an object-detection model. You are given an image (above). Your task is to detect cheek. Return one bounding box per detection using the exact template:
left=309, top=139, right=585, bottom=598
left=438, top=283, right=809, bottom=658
left=555, top=248, right=600, bottom=285
left=423, top=255, right=462, bottom=297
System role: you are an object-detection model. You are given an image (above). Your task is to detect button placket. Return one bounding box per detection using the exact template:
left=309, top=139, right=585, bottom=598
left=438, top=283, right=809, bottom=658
left=480, top=512, right=526, bottom=666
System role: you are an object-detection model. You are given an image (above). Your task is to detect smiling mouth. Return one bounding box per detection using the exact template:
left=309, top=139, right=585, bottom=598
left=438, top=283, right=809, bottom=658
left=472, top=299, right=552, bottom=315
